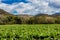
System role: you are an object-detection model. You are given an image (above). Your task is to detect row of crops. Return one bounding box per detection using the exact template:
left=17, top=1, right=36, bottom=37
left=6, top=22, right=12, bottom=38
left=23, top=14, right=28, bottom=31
left=0, top=24, right=60, bottom=40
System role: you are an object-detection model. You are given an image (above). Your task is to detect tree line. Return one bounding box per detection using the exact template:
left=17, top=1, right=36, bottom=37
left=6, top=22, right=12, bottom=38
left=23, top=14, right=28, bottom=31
left=0, top=15, right=60, bottom=25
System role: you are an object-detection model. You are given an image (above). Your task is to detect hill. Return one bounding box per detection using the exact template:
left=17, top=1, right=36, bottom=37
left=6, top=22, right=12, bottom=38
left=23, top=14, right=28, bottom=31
left=51, top=13, right=60, bottom=17
left=0, top=9, right=14, bottom=16
left=35, top=13, right=60, bottom=17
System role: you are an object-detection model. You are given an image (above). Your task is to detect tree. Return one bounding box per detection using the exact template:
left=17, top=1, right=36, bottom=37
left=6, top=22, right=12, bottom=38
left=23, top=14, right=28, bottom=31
left=28, top=17, right=35, bottom=24
left=5, top=16, right=15, bottom=24
left=55, top=16, right=60, bottom=24
left=14, top=17, right=22, bottom=24
left=46, top=17, right=55, bottom=24
left=34, top=16, right=55, bottom=24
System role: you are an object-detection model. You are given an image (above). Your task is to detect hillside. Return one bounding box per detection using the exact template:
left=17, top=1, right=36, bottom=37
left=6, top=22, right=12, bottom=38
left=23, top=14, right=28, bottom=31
left=35, top=13, right=60, bottom=17
left=0, top=9, right=14, bottom=16
left=51, top=13, right=60, bottom=17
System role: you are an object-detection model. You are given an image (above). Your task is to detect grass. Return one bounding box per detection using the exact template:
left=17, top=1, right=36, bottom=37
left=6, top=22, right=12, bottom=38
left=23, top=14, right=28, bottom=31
left=0, top=24, right=60, bottom=40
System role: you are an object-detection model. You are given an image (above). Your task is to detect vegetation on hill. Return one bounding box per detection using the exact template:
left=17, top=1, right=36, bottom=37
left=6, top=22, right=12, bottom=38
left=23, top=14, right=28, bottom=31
left=0, top=9, right=60, bottom=24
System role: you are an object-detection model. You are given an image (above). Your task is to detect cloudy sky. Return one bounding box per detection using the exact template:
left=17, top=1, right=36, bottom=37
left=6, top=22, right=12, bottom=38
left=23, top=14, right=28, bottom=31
left=0, top=0, right=60, bottom=15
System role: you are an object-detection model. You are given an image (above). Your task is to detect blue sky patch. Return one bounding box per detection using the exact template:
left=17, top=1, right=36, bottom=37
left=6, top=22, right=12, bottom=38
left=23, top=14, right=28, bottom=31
left=2, top=0, right=29, bottom=4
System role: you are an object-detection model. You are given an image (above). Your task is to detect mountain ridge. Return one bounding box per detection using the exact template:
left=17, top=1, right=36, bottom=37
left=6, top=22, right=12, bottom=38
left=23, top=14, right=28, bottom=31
left=0, top=9, right=60, bottom=17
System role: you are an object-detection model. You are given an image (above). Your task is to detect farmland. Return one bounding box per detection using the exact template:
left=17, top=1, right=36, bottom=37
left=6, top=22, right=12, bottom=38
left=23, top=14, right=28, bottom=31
left=0, top=24, right=60, bottom=40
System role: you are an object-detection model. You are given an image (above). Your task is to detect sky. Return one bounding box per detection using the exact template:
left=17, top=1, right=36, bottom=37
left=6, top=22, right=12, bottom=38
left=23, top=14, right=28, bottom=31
left=0, top=0, right=60, bottom=15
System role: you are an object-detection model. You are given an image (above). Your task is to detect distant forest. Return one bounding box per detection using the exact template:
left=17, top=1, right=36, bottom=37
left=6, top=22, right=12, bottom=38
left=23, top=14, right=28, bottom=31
left=0, top=9, right=60, bottom=24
